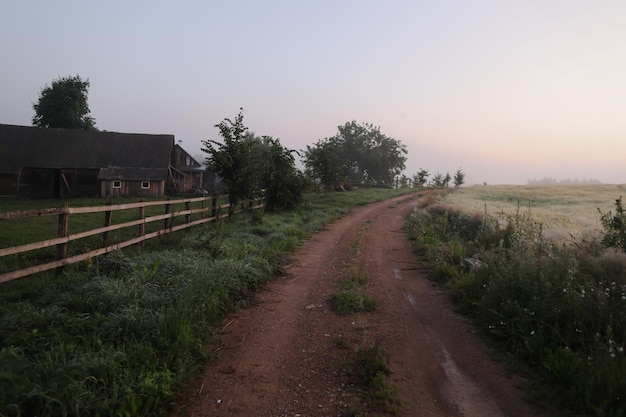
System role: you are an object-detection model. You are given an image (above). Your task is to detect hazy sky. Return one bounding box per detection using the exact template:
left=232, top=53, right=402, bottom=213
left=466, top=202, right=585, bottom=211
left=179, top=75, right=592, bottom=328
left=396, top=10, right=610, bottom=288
left=2, top=1, right=625, bottom=185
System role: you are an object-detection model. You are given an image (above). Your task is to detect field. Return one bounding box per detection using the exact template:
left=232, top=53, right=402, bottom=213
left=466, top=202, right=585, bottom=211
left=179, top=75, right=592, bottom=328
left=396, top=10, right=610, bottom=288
left=444, top=184, right=626, bottom=240
left=408, top=184, right=626, bottom=417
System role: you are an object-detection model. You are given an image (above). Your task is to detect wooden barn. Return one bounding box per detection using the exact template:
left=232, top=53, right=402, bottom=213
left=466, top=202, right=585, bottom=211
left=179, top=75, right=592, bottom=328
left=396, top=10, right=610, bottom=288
left=0, top=124, right=205, bottom=198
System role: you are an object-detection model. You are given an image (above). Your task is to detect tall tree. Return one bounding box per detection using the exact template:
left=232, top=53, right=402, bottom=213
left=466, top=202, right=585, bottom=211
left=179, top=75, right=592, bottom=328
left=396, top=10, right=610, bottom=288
left=413, top=168, right=429, bottom=188
left=303, top=121, right=407, bottom=189
left=256, top=136, right=305, bottom=210
left=202, top=109, right=257, bottom=211
left=453, top=168, right=465, bottom=188
left=202, top=109, right=305, bottom=211
left=32, top=75, right=97, bottom=130
left=303, top=137, right=348, bottom=191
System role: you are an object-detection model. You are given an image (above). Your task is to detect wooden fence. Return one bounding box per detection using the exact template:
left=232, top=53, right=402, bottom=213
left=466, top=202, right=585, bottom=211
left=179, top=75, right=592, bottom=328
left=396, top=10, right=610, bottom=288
left=0, top=195, right=264, bottom=283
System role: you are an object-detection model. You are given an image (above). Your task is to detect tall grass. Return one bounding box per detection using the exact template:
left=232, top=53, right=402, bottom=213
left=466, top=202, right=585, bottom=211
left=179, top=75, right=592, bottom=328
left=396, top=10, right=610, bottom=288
left=407, top=188, right=626, bottom=417
left=0, top=188, right=414, bottom=417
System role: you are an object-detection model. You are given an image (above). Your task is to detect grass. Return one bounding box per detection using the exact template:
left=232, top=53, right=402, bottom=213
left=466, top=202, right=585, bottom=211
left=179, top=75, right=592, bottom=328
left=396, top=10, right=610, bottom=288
left=326, top=216, right=401, bottom=415
left=444, top=184, right=625, bottom=238
left=407, top=184, right=626, bottom=417
left=0, top=187, right=414, bottom=417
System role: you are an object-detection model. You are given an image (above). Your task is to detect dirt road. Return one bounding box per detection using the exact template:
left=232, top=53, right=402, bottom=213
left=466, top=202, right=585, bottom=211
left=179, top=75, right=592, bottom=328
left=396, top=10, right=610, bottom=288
left=174, top=193, right=543, bottom=416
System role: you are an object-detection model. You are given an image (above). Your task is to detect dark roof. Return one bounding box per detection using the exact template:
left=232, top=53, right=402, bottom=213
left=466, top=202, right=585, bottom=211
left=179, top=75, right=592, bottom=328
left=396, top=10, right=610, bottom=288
left=0, top=124, right=174, bottom=175
left=98, top=167, right=168, bottom=181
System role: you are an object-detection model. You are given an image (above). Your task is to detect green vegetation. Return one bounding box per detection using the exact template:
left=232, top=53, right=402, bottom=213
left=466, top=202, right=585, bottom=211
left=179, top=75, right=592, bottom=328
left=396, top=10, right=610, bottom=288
left=202, top=109, right=305, bottom=212
left=354, top=343, right=401, bottom=413
left=303, top=121, right=407, bottom=189
left=406, top=188, right=626, bottom=417
left=326, top=221, right=400, bottom=415
left=329, top=290, right=377, bottom=315
left=0, top=188, right=412, bottom=417
left=32, top=75, right=97, bottom=130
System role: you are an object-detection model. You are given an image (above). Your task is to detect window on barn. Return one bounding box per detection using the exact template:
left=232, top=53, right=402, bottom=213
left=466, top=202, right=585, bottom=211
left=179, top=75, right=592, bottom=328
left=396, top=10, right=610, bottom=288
left=113, top=180, right=121, bottom=189
left=141, top=181, right=150, bottom=189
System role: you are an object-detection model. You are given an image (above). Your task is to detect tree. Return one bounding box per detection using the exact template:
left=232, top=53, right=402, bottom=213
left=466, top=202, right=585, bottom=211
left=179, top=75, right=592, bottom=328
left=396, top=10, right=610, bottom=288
left=32, top=75, right=97, bottom=130
left=453, top=168, right=465, bottom=188
left=303, top=137, right=348, bottom=191
left=413, top=169, right=429, bottom=188
left=202, top=109, right=258, bottom=211
left=256, top=136, right=305, bottom=210
left=202, top=109, right=305, bottom=212
left=303, top=121, right=407, bottom=189
left=430, top=172, right=451, bottom=188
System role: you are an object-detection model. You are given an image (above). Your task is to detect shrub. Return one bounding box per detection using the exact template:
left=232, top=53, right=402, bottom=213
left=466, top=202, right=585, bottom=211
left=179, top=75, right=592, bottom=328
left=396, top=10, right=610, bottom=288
left=329, top=290, right=376, bottom=315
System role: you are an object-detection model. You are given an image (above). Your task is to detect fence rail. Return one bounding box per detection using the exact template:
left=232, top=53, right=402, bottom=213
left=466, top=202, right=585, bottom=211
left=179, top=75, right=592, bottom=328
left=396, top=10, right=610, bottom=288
left=0, top=195, right=264, bottom=283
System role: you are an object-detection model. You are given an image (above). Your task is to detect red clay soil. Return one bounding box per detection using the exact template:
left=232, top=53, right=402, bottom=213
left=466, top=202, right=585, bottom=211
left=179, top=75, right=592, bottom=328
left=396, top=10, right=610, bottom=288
left=172, top=193, right=546, bottom=417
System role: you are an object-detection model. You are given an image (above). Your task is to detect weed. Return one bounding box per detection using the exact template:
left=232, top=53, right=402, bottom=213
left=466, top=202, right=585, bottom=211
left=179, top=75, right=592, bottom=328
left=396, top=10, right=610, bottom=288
left=329, top=290, right=376, bottom=315
left=407, top=190, right=626, bottom=417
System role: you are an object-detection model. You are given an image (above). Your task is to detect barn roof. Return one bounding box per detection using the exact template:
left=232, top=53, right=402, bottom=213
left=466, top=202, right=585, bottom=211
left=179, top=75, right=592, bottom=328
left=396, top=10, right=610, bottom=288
left=98, top=167, right=168, bottom=181
left=0, top=124, right=174, bottom=175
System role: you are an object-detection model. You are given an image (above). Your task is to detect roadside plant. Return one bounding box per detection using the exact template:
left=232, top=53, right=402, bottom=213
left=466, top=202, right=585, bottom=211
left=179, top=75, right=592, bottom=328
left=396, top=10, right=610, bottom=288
left=407, top=196, right=626, bottom=417
left=599, top=196, right=626, bottom=251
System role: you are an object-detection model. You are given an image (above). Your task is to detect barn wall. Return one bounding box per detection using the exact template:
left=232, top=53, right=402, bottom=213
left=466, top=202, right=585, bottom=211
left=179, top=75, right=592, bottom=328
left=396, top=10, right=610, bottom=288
left=100, top=180, right=164, bottom=197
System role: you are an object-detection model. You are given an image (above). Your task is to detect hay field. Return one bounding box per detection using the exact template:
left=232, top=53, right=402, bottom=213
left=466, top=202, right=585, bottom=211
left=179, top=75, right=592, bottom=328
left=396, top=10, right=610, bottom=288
left=443, top=184, right=626, bottom=241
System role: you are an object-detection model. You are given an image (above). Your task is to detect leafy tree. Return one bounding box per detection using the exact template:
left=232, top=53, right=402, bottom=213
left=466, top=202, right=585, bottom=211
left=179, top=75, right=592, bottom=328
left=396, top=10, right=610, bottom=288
left=303, top=137, right=348, bottom=191
left=442, top=172, right=452, bottom=187
left=202, top=109, right=258, bottom=211
left=203, top=109, right=305, bottom=212
left=303, top=121, right=407, bottom=189
left=430, top=172, right=451, bottom=188
left=413, top=169, right=429, bottom=188
left=453, top=168, right=465, bottom=188
left=256, top=136, right=305, bottom=210
left=32, top=75, right=97, bottom=130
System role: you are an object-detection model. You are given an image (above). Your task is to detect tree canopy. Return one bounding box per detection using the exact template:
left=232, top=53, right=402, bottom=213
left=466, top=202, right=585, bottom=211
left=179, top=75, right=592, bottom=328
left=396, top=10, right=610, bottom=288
left=303, top=121, right=407, bottom=189
left=202, top=109, right=305, bottom=211
left=32, top=75, right=97, bottom=130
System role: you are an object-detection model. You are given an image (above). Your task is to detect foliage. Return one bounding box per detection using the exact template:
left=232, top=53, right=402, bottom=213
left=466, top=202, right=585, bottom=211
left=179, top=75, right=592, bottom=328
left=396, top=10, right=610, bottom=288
left=429, top=171, right=451, bottom=188
left=599, top=196, right=626, bottom=251
left=202, top=110, right=306, bottom=212
left=413, top=168, right=429, bottom=187
left=0, top=188, right=410, bottom=417
left=302, top=137, right=348, bottom=190
left=329, top=290, right=376, bottom=315
left=303, top=121, right=407, bottom=189
left=32, top=75, right=97, bottom=130
left=406, top=196, right=626, bottom=417
left=453, top=168, right=465, bottom=188
left=354, top=343, right=401, bottom=413
left=254, top=136, right=306, bottom=211
left=202, top=109, right=257, bottom=210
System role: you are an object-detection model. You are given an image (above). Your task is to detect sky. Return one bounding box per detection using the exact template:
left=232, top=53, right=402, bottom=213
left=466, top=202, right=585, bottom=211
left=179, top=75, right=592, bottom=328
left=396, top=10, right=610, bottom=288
left=1, top=1, right=625, bottom=185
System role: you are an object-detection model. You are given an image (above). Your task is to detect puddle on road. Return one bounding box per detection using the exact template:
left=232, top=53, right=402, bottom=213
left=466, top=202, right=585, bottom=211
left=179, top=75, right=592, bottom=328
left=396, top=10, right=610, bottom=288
left=393, top=268, right=402, bottom=279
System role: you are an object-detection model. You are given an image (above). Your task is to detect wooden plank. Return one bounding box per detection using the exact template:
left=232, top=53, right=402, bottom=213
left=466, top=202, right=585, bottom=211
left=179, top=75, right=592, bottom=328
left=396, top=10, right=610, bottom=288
left=0, top=207, right=65, bottom=220
left=0, top=197, right=264, bottom=283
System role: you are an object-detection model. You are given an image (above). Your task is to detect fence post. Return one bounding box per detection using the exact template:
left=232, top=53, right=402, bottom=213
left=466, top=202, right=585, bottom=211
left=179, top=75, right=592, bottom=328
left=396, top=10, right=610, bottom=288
left=164, top=200, right=171, bottom=230
left=185, top=200, right=191, bottom=230
left=138, top=200, right=145, bottom=248
left=211, top=196, right=217, bottom=218
left=56, top=203, right=69, bottom=260
left=103, top=202, right=112, bottom=247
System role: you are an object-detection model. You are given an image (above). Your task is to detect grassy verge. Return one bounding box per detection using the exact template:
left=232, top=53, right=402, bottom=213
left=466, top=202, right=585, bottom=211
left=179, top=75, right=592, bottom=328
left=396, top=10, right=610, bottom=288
left=406, top=190, right=626, bottom=417
left=0, top=187, right=412, bottom=417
